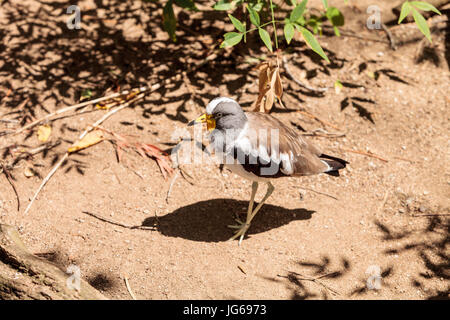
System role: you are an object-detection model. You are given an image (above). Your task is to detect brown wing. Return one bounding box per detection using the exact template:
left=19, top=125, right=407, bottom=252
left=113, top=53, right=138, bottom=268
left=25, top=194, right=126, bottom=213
left=242, top=112, right=331, bottom=177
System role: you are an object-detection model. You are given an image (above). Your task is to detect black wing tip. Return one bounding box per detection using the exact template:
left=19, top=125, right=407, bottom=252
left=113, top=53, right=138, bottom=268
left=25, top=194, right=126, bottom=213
left=325, top=170, right=341, bottom=177
left=320, top=154, right=348, bottom=167
left=320, top=154, right=348, bottom=176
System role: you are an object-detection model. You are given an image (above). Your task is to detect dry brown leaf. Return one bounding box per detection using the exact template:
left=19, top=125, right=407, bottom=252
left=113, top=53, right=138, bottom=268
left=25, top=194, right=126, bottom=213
left=274, top=68, right=283, bottom=100
left=252, top=59, right=284, bottom=113
left=37, top=125, right=52, bottom=142
left=68, top=130, right=105, bottom=153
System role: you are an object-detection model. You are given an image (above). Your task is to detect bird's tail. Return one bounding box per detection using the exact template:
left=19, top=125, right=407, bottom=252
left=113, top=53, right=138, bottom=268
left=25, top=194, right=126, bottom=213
left=320, top=154, right=348, bottom=177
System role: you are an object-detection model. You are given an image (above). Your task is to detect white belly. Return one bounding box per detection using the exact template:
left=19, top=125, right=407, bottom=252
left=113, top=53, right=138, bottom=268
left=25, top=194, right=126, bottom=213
left=225, top=163, right=271, bottom=182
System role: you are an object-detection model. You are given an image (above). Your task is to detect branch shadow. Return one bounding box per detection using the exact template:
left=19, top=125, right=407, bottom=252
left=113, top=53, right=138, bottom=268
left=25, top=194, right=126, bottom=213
left=375, top=215, right=450, bottom=299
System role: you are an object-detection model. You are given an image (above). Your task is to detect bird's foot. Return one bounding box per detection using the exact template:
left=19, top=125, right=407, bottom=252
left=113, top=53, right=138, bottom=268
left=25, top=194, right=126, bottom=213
left=227, top=221, right=250, bottom=245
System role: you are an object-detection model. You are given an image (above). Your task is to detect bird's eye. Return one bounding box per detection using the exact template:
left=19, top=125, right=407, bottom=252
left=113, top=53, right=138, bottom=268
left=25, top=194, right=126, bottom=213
left=216, top=112, right=223, bottom=118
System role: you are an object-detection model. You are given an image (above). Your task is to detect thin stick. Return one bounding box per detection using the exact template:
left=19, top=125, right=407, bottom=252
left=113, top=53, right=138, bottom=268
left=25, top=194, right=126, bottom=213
left=179, top=166, right=195, bottom=185
left=298, top=186, right=338, bottom=200
left=124, top=277, right=137, bottom=300
left=278, top=272, right=341, bottom=296
left=23, top=94, right=144, bottom=215
left=1, top=163, right=20, bottom=211
left=393, top=156, right=414, bottom=163
left=412, top=213, right=450, bottom=217
left=24, top=153, right=68, bottom=215
left=0, top=119, right=19, bottom=123
left=237, top=265, right=247, bottom=275
left=321, top=25, right=389, bottom=44
left=341, top=148, right=389, bottom=162
left=82, top=211, right=154, bottom=230
left=300, top=128, right=346, bottom=138
left=7, top=141, right=61, bottom=168
left=13, top=88, right=148, bottom=135
left=381, top=23, right=397, bottom=50
left=166, top=170, right=179, bottom=204
left=297, top=110, right=341, bottom=131
left=282, top=56, right=329, bottom=93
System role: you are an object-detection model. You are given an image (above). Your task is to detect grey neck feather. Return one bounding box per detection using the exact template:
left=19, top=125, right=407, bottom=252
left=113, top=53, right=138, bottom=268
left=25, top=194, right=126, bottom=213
left=208, top=101, right=247, bottom=154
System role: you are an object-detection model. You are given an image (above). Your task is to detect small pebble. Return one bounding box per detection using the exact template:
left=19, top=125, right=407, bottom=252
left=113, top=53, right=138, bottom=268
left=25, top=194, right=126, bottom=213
left=418, top=206, right=427, bottom=213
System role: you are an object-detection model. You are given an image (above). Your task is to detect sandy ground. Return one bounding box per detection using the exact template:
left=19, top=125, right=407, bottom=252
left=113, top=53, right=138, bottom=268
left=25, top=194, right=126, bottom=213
left=0, top=0, right=449, bottom=299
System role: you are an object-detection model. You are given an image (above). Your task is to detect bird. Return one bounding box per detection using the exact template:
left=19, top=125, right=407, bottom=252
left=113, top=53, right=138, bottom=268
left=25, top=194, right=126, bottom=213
left=188, top=97, right=348, bottom=245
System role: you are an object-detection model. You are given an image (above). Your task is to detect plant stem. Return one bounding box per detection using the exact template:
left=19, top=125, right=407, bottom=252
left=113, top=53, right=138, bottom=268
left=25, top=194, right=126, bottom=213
left=269, top=0, right=278, bottom=49
left=245, top=21, right=282, bottom=34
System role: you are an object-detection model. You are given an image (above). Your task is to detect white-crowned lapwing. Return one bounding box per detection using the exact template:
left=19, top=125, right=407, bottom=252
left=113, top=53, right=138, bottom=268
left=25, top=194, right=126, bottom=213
left=189, top=97, right=347, bottom=245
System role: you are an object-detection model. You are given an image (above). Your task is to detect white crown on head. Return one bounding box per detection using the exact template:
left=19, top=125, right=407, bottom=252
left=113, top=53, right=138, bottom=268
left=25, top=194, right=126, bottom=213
left=206, top=97, right=237, bottom=114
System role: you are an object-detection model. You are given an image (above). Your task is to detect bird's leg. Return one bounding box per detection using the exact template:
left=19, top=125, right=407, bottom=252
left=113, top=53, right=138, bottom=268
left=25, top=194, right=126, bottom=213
left=228, top=181, right=258, bottom=227
left=229, top=181, right=275, bottom=245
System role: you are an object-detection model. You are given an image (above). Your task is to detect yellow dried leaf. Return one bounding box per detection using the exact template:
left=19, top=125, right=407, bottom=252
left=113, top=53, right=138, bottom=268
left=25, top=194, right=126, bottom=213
left=367, top=71, right=375, bottom=79
left=68, top=130, right=105, bottom=153
left=37, top=125, right=52, bottom=142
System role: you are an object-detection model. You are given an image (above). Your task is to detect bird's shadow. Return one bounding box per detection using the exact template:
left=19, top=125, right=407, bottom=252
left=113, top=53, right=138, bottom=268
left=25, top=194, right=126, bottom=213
left=142, top=199, right=315, bottom=242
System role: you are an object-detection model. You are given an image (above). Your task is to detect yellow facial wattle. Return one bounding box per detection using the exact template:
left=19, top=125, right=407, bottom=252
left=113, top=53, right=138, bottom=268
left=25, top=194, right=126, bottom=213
left=189, top=113, right=216, bottom=131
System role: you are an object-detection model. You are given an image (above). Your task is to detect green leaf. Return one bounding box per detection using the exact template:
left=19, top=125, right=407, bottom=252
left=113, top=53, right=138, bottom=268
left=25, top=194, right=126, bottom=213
left=284, top=23, right=295, bottom=44
left=213, top=0, right=234, bottom=11
left=220, top=32, right=243, bottom=48
left=228, top=14, right=245, bottom=32
left=410, top=1, right=441, bottom=15
left=81, top=89, right=92, bottom=101
left=174, top=0, right=198, bottom=11
left=411, top=8, right=432, bottom=42
left=250, top=2, right=263, bottom=11
left=163, top=0, right=177, bottom=42
left=297, top=15, right=306, bottom=26
left=334, top=79, right=343, bottom=94
left=248, top=5, right=260, bottom=26
left=326, top=7, right=345, bottom=26
left=333, top=25, right=340, bottom=37
left=321, top=0, right=328, bottom=9
left=290, top=0, right=308, bottom=22
left=258, top=27, right=272, bottom=52
left=398, top=1, right=412, bottom=23
left=299, top=26, right=329, bottom=62
left=306, top=17, right=320, bottom=34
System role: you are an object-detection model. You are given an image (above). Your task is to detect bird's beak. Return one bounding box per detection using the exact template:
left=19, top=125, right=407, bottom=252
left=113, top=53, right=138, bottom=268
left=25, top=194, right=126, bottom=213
left=188, top=113, right=216, bottom=131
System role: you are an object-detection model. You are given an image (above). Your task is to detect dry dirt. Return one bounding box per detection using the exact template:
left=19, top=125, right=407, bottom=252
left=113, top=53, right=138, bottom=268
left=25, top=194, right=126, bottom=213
left=0, top=0, right=449, bottom=299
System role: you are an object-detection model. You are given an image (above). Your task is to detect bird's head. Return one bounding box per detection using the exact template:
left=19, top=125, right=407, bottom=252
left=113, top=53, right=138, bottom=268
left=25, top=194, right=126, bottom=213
left=188, top=97, right=246, bottom=131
